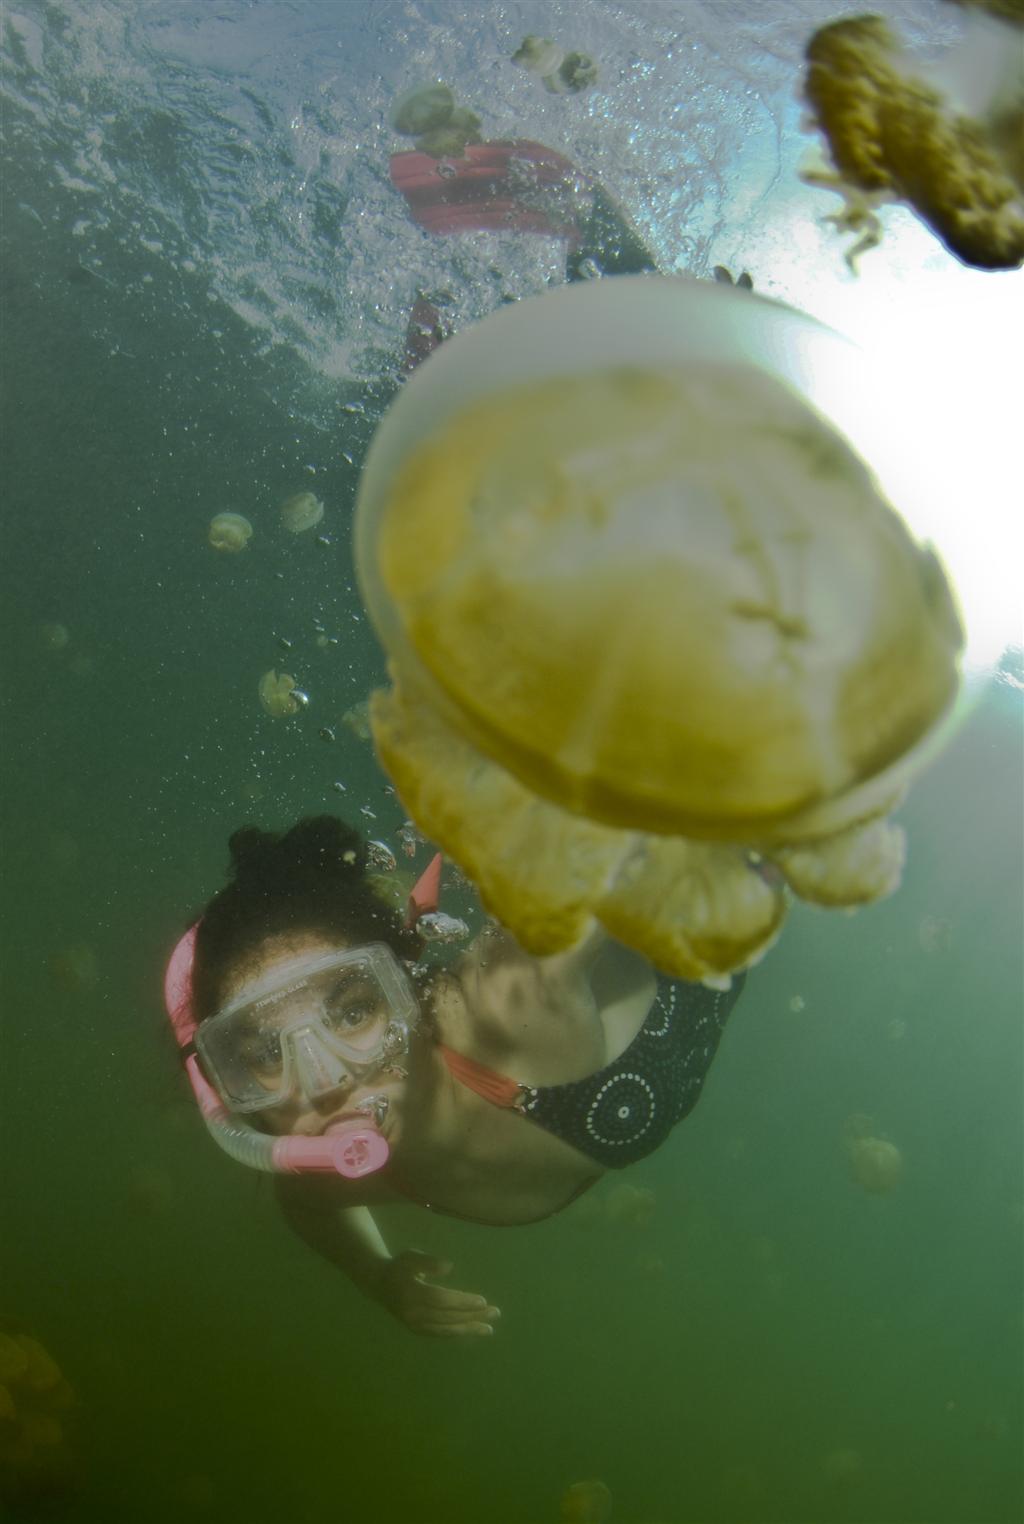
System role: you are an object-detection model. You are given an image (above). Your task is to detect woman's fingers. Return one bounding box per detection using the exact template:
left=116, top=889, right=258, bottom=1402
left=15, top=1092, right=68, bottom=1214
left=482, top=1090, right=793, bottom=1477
left=385, top=1252, right=501, bottom=1336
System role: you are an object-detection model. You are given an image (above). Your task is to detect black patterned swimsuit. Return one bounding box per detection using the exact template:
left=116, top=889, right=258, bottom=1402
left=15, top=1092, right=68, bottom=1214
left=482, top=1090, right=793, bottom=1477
left=444, top=972, right=746, bottom=1169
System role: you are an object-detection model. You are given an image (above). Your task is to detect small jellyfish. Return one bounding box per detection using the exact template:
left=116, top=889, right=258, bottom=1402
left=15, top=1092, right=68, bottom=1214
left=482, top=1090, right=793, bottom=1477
left=847, top=1132, right=904, bottom=1194
left=45, top=832, right=79, bottom=873
left=559, top=1479, right=613, bottom=1523
left=820, top=1448, right=864, bottom=1486
left=389, top=82, right=455, bottom=137
left=512, top=36, right=563, bottom=75
left=604, top=1182, right=656, bottom=1228
left=543, top=52, right=599, bottom=95
left=918, top=914, right=953, bottom=953
left=51, top=942, right=98, bottom=992
left=39, top=622, right=70, bottom=651
left=788, top=994, right=806, bottom=1013
left=280, top=491, right=324, bottom=534
left=341, top=698, right=372, bottom=742
left=258, top=669, right=302, bottom=718
left=414, top=115, right=482, bottom=159
left=208, top=512, right=253, bottom=552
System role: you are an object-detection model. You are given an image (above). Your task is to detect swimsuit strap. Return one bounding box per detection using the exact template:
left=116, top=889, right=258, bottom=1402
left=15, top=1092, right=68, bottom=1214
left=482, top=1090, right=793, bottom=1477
left=437, top=1044, right=525, bottom=1109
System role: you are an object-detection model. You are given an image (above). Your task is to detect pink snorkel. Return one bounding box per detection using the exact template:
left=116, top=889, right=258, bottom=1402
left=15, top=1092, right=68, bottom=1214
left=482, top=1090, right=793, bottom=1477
left=162, top=854, right=442, bottom=1179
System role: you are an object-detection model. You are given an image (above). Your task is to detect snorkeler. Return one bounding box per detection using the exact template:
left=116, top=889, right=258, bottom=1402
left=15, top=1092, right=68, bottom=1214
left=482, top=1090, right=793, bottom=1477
left=166, top=817, right=745, bottom=1337
left=390, top=134, right=659, bottom=372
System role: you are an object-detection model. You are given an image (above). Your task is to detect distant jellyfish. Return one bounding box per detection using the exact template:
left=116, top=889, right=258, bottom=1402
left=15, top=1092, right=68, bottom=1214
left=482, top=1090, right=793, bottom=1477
left=341, top=698, right=372, bottom=741
left=280, top=491, right=325, bottom=534
left=45, top=832, right=79, bottom=873
left=208, top=512, right=253, bottom=552
left=788, top=994, right=806, bottom=1013
left=604, top=1183, right=656, bottom=1228
left=844, top=1120, right=904, bottom=1194
left=918, top=914, right=953, bottom=953
left=258, top=669, right=302, bottom=718
left=559, top=1479, right=613, bottom=1523
left=820, top=1448, right=864, bottom=1486
left=51, top=942, right=98, bottom=992
left=389, top=82, right=455, bottom=137
left=39, top=623, right=70, bottom=651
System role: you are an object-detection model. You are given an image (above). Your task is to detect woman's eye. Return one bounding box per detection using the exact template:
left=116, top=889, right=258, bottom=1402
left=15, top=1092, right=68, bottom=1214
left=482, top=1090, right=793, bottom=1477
left=334, top=1001, right=374, bottom=1029
left=324, top=982, right=379, bottom=1028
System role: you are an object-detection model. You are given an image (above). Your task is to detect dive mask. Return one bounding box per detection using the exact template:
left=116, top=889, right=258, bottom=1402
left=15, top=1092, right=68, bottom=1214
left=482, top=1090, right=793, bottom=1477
left=196, top=943, right=419, bottom=1115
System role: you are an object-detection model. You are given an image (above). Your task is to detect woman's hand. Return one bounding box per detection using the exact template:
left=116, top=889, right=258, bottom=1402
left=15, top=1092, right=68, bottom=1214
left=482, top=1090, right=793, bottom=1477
left=374, top=1250, right=501, bottom=1337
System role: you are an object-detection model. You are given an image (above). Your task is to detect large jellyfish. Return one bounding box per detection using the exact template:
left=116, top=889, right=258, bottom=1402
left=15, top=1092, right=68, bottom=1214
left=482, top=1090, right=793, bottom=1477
left=800, top=7, right=1024, bottom=270
left=353, top=277, right=963, bottom=982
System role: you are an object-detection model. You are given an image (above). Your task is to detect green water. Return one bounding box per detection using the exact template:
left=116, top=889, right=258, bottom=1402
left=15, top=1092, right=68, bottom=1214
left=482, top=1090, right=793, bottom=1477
left=2, top=4, right=1022, bottom=1521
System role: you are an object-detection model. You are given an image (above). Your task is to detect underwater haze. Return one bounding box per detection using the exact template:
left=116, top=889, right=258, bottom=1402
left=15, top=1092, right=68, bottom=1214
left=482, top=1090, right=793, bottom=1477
left=1, top=2, right=1021, bottom=1521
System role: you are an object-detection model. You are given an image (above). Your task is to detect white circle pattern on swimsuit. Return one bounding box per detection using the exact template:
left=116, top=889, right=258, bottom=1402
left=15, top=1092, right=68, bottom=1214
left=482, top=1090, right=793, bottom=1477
left=585, top=1072, right=657, bottom=1148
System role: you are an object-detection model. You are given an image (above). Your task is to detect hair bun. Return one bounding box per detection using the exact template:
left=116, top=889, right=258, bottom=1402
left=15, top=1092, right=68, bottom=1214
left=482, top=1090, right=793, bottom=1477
left=286, top=816, right=367, bottom=878
left=227, top=827, right=273, bottom=886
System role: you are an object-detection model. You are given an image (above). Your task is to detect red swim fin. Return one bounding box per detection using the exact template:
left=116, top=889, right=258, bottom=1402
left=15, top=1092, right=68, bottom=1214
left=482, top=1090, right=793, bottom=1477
left=390, top=139, right=591, bottom=245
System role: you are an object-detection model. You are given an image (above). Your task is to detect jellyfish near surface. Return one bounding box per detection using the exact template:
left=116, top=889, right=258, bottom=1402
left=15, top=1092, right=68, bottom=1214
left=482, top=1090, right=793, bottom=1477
left=353, top=277, right=963, bottom=982
left=208, top=512, right=253, bottom=552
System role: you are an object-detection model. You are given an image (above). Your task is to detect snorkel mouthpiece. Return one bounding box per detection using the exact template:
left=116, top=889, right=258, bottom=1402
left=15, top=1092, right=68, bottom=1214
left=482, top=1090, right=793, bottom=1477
left=274, top=1123, right=389, bottom=1178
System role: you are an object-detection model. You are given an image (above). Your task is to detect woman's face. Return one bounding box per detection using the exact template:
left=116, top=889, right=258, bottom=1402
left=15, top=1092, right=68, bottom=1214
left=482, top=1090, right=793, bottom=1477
left=211, top=933, right=415, bottom=1148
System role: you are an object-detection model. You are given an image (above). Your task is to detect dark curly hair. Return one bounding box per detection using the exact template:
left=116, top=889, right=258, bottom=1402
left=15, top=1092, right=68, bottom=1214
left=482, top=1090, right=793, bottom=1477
left=189, top=816, right=420, bottom=1023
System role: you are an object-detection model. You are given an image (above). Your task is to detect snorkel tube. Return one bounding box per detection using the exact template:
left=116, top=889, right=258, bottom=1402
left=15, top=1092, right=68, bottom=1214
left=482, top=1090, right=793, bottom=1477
left=163, top=924, right=389, bottom=1178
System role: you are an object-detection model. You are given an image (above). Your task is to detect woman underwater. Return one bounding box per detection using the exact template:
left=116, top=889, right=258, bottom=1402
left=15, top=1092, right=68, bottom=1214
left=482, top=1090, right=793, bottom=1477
left=167, top=815, right=746, bottom=1337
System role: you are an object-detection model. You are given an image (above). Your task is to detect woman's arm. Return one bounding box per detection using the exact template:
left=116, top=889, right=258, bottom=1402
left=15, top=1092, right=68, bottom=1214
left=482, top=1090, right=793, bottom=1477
left=273, top=1177, right=501, bottom=1337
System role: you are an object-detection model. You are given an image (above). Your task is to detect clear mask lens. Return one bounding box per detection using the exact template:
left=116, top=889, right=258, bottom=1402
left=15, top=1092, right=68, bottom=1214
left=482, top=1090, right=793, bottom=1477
left=197, top=945, right=418, bottom=1114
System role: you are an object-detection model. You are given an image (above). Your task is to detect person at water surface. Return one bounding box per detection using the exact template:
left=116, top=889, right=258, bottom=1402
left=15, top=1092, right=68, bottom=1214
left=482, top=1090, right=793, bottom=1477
left=173, top=817, right=746, bottom=1336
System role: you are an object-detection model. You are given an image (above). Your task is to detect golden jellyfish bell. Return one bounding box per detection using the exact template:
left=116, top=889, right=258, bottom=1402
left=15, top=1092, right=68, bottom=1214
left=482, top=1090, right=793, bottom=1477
left=354, top=277, right=963, bottom=981
left=258, top=669, right=301, bottom=718
left=39, top=622, right=70, bottom=651
left=560, top=1479, right=613, bottom=1523
left=848, top=1134, right=904, bottom=1194
left=208, top=512, right=253, bottom=552
left=280, top=491, right=324, bottom=534
left=512, top=36, right=564, bottom=76
left=389, top=81, right=455, bottom=137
